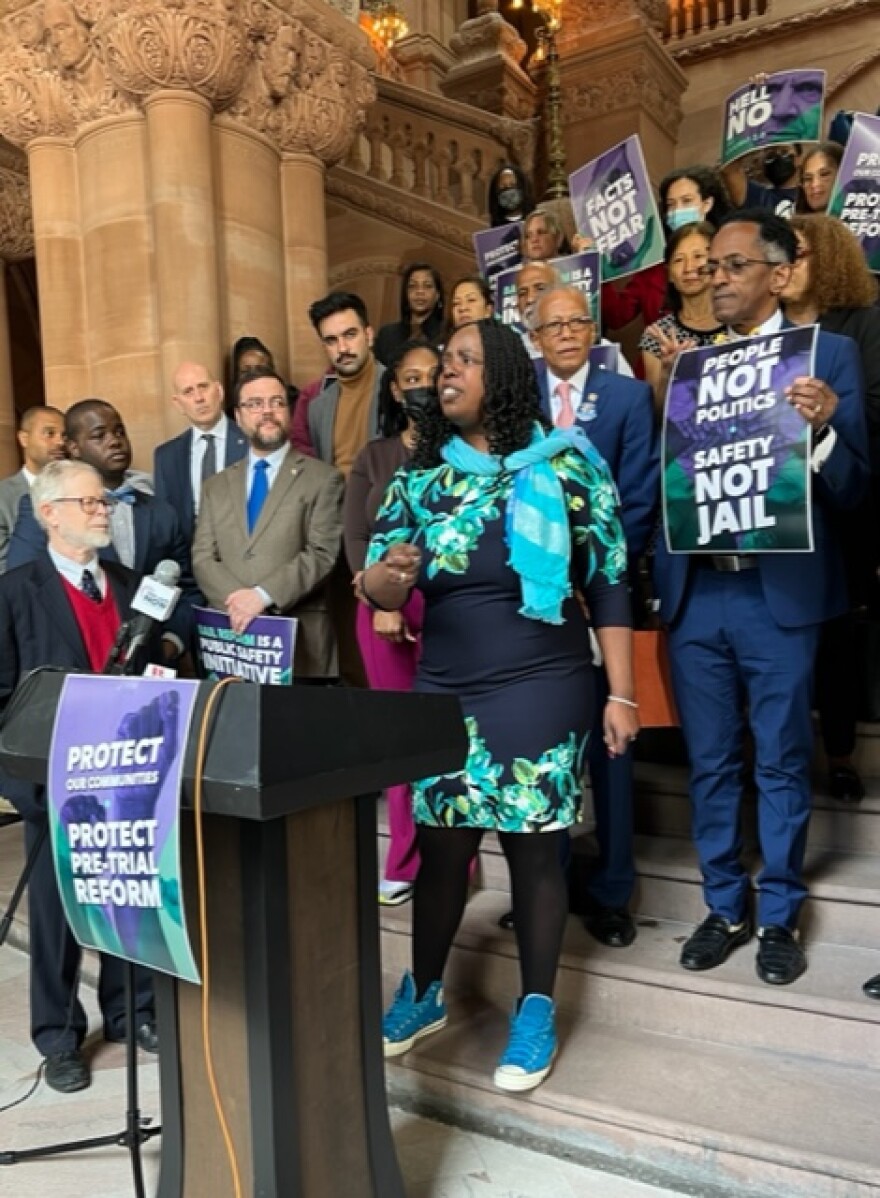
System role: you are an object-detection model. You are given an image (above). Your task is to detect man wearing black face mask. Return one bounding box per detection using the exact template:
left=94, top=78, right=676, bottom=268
left=723, top=142, right=802, bottom=219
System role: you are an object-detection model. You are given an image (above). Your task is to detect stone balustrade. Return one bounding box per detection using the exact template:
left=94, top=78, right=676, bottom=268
left=344, top=75, right=536, bottom=221
left=663, top=0, right=771, bottom=41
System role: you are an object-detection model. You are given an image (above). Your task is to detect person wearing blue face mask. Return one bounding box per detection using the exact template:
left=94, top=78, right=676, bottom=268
left=659, top=165, right=733, bottom=233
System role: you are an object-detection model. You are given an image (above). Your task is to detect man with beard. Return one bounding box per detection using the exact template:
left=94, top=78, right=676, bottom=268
left=306, top=292, right=386, bottom=683
left=193, top=366, right=344, bottom=678
left=0, top=460, right=160, bottom=1092
left=306, top=291, right=384, bottom=477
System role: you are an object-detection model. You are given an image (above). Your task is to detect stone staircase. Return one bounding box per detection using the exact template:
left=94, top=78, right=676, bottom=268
left=379, top=725, right=880, bottom=1198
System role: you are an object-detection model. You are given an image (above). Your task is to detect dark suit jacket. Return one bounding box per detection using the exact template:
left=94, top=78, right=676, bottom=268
left=193, top=447, right=344, bottom=677
left=819, top=305, right=880, bottom=476
left=0, top=556, right=148, bottom=819
left=536, top=362, right=659, bottom=558
left=154, top=419, right=248, bottom=543
left=7, top=490, right=196, bottom=644
left=653, top=327, right=869, bottom=629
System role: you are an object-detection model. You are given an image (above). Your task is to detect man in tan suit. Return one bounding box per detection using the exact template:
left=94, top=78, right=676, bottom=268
left=193, top=366, right=344, bottom=678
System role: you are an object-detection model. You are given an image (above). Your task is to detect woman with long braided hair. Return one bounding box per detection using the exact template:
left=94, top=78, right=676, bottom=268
left=359, top=319, right=635, bottom=1092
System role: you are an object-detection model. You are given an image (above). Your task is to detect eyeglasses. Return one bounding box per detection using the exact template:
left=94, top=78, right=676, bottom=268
left=697, top=257, right=779, bottom=279
left=534, top=316, right=594, bottom=338
left=53, top=496, right=117, bottom=514
left=238, top=397, right=288, bottom=412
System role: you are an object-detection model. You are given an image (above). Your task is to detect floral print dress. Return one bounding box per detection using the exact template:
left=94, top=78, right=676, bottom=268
left=366, top=447, right=630, bottom=833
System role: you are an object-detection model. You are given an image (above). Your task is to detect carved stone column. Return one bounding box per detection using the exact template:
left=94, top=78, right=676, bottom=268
left=224, top=3, right=377, bottom=385
left=441, top=0, right=536, bottom=122
left=0, top=0, right=377, bottom=461
left=553, top=0, right=687, bottom=183
left=0, top=159, right=34, bottom=473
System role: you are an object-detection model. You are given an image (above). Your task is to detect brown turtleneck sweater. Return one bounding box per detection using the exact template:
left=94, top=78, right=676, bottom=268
left=332, top=356, right=377, bottom=478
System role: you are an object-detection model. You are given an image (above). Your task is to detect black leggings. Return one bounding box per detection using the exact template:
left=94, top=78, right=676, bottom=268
left=412, top=825, right=568, bottom=1000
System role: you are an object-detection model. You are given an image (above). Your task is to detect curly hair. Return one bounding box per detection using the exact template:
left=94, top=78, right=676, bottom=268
left=659, top=165, right=733, bottom=229
left=377, top=339, right=441, bottom=438
left=789, top=214, right=879, bottom=311
left=412, top=320, right=546, bottom=467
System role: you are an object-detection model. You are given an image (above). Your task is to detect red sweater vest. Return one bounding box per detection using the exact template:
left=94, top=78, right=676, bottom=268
left=61, top=574, right=122, bottom=673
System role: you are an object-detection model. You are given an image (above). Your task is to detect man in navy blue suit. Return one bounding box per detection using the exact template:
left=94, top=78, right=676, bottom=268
left=654, top=210, right=868, bottom=985
left=530, top=284, right=659, bottom=948
left=154, top=362, right=248, bottom=545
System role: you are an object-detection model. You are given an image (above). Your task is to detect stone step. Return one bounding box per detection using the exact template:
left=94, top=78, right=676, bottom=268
left=381, top=890, right=880, bottom=1073
left=384, top=990, right=880, bottom=1198
left=631, top=762, right=880, bottom=854
left=377, top=808, right=880, bottom=948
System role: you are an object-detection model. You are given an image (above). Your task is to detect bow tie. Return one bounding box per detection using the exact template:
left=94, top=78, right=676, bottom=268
left=107, top=485, right=137, bottom=505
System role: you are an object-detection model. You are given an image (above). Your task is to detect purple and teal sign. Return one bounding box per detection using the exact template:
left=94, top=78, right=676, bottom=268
left=495, top=249, right=602, bottom=335
left=569, top=137, right=664, bottom=282
left=47, top=676, right=201, bottom=983
left=195, top=607, right=297, bottom=684
left=721, top=70, right=825, bottom=164
left=662, top=325, right=817, bottom=553
left=473, top=223, right=522, bottom=286
left=827, top=112, right=880, bottom=273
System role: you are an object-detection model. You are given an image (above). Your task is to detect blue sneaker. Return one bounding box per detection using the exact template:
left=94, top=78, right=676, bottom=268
left=382, top=971, right=447, bottom=1058
left=493, top=994, right=557, bottom=1092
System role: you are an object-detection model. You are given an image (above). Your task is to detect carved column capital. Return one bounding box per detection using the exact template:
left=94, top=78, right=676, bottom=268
left=0, top=0, right=134, bottom=145
left=0, top=163, right=35, bottom=259
left=93, top=0, right=249, bottom=107
left=226, top=1, right=376, bottom=165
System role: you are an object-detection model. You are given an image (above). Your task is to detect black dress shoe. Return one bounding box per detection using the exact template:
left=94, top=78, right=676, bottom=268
left=828, top=764, right=865, bottom=803
left=862, top=973, right=880, bottom=1000
left=680, top=914, right=751, bottom=971
left=105, top=1020, right=159, bottom=1054
left=756, top=926, right=806, bottom=985
left=498, top=910, right=515, bottom=931
left=585, top=905, right=636, bottom=948
left=45, top=1049, right=90, bottom=1094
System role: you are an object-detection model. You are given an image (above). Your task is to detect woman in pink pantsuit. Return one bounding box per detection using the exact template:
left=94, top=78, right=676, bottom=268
left=344, top=341, right=441, bottom=904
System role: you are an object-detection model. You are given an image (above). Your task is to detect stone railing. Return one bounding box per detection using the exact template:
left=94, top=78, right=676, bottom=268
left=663, top=0, right=771, bottom=42
left=341, top=76, right=537, bottom=221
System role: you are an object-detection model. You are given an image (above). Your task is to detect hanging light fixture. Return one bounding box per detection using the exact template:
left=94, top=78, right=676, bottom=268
left=360, top=0, right=409, bottom=50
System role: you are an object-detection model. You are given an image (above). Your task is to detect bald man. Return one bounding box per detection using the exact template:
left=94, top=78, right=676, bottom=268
left=0, top=405, right=65, bottom=573
left=154, top=362, right=248, bottom=544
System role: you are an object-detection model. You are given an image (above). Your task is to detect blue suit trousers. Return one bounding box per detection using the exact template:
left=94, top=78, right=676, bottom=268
left=668, top=568, right=818, bottom=929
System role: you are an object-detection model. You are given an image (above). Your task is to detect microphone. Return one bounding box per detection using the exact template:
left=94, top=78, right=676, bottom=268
left=105, top=559, right=182, bottom=675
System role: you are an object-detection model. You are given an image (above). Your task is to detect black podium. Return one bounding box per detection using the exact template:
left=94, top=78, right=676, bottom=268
left=0, top=670, right=466, bottom=1198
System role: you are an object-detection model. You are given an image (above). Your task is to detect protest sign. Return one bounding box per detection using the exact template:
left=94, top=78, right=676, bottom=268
left=47, top=676, right=201, bottom=983
left=827, top=112, right=880, bottom=272
left=721, top=70, right=825, bottom=164
left=494, top=249, right=602, bottom=334
left=569, top=137, right=664, bottom=282
left=473, top=224, right=522, bottom=285
left=195, top=607, right=297, bottom=684
left=662, top=325, right=817, bottom=553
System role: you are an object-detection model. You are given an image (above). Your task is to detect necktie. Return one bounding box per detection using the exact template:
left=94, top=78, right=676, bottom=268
left=81, top=568, right=102, bottom=602
left=200, top=433, right=216, bottom=483
left=247, top=459, right=269, bottom=534
left=555, top=380, right=576, bottom=429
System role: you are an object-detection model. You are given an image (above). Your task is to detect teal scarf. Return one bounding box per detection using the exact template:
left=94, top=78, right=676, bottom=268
left=440, top=423, right=603, bottom=624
